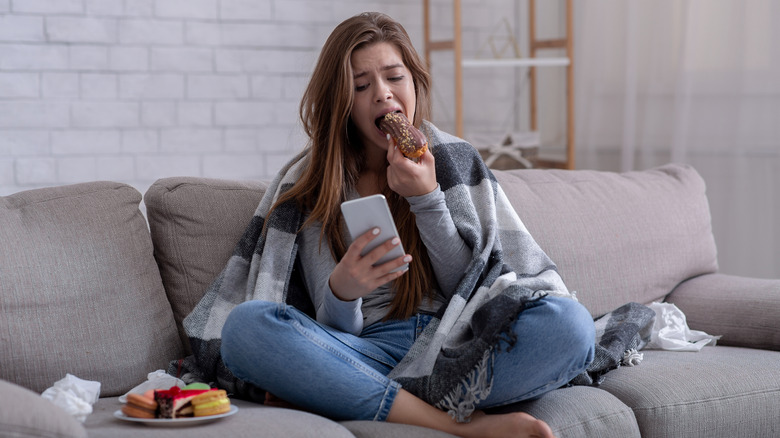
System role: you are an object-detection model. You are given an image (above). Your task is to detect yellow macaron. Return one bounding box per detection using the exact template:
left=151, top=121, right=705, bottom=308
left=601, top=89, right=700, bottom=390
left=191, top=389, right=231, bottom=417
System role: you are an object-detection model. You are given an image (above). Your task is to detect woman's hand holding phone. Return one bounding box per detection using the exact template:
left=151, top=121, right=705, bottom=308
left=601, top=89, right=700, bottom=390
left=329, top=227, right=411, bottom=301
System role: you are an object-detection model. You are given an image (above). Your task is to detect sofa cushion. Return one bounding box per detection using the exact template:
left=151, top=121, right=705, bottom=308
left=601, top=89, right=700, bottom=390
left=484, top=386, right=640, bottom=438
left=341, top=421, right=456, bottom=437
left=599, top=347, right=780, bottom=438
left=493, top=163, right=718, bottom=317
left=0, top=379, right=87, bottom=438
left=86, top=398, right=355, bottom=438
left=144, top=177, right=267, bottom=352
left=0, top=182, right=184, bottom=396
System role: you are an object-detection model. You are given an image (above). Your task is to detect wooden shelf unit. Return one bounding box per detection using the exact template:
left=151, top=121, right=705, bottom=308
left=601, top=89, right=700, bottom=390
left=423, top=0, right=575, bottom=169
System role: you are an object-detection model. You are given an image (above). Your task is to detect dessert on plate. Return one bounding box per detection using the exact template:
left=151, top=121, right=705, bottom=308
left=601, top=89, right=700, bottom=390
left=120, top=383, right=232, bottom=420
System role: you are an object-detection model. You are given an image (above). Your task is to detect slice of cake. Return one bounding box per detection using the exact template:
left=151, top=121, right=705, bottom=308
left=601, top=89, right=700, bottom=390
left=154, top=386, right=214, bottom=418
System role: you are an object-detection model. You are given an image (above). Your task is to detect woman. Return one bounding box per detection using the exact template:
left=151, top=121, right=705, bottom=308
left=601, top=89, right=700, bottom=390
left=203, top=12, right=594, bottom=438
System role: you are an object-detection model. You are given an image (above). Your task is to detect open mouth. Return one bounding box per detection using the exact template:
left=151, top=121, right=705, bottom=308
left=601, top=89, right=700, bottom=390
left=375, top=110, right=402, bottom=129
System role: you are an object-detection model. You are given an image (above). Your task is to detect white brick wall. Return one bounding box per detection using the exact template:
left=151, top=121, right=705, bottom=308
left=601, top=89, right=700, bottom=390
left=0, top=0, right=541, bottom=198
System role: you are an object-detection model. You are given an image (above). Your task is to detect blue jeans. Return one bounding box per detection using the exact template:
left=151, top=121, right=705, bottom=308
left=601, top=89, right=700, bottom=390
left=221, top=295, right=595, bottom=421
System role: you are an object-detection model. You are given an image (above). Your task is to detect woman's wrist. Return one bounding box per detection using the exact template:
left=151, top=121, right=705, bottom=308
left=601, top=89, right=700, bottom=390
left=329, top=277, right=359, bottom=302
left=405, top=184, right=443, bottom=209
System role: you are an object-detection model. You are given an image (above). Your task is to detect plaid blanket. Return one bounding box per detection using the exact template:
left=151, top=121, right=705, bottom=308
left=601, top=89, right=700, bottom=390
left=169, top=121, right=650, bottom=421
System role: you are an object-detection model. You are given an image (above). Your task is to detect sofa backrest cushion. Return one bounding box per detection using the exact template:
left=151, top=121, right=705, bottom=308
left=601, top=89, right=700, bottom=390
left=0, top=182, right=184, bottom=396
left=144, top=177, right=267, bottom=353
left=493, top=163, right=719, bottom=317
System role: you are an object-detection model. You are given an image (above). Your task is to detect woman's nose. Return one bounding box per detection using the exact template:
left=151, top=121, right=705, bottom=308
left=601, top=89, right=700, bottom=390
left=374, top=84, right=392, bottom=102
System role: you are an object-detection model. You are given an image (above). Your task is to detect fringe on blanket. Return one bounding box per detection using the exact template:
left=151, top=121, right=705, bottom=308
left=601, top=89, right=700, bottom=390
left=435, top=347, right=495, bottom=423
left=569, top=302, right=655, bottom=386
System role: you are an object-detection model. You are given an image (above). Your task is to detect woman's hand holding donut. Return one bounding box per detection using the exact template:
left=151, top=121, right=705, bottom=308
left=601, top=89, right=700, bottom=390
left=386, top=134, right=437, bottom=198
left=329, top=227, right=411, bottom=301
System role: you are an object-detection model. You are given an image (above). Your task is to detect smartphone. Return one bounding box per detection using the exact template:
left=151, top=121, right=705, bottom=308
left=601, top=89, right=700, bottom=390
left=340, top=194, right=408, bottom=273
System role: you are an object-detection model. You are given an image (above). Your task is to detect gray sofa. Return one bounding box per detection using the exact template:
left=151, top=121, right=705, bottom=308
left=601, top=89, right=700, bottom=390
left=2, top=163, right=779, bottom=438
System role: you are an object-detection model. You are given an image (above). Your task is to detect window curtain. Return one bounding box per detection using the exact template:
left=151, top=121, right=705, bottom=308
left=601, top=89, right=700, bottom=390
left=575, top=0, right=779, bottom=278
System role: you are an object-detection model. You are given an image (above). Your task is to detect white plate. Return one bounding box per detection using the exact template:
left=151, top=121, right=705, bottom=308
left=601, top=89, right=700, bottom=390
left=113, top=405, right=238, bottom=427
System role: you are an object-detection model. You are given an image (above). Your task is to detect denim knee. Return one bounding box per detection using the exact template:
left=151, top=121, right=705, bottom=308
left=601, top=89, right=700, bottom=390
left=477, top=295, right=596, bottom=407
left=221, top=300, right=279, bottom=366
left=543, top=296, right=596, bottom=367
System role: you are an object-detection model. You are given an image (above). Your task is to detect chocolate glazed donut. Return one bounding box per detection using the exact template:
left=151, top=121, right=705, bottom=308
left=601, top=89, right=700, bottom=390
left=378, top=112, right=428, bottom=159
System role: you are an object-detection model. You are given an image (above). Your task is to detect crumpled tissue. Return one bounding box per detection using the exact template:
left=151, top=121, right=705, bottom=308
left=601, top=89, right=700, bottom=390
left=118, top=369, right=185, bottom=403
left=41, top=374, right=101, bottom=423
left=645, top=302, right=721, bottom=351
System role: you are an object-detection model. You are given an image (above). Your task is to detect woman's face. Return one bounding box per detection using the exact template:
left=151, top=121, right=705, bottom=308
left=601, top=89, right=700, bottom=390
left=350, top=42, right=417, bottom=155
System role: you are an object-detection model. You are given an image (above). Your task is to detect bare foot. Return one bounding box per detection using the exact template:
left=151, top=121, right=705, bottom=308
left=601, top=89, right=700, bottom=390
left=387, top=389, right=555, bottom=438
left=460, top=410, right=556, bottom=438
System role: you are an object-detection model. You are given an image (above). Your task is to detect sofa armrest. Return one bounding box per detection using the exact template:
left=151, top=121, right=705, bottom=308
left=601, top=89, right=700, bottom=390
left=666, top=273, right=780, bottom=350
left=0, top=379, right=86, bottom=438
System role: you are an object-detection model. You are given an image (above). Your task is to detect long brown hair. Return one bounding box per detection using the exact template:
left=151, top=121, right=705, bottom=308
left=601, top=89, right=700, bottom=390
left=273, top=12, right=434, bottom=321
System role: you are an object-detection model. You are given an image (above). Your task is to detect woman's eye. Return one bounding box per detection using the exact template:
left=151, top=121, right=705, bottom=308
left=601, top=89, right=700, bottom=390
left=389, top=76, right=404, bottom=82
left=355, top=84, right=368, bottom=92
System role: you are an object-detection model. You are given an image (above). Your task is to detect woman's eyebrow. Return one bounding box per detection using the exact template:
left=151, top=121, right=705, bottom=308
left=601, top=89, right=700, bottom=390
left=353, top=63, right=404, bottom=79
left=382, top=63, right=404, bottom=71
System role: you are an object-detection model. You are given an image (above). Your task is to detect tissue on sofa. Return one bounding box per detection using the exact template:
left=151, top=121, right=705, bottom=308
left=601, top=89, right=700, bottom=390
left=646, top=302, right=721, bottom=351
left=41, top=374, right=101, bottom=423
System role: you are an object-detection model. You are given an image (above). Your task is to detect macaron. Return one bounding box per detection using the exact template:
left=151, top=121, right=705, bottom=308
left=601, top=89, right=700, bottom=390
left=183, top=382, right=211, bottom=390
left=191, top=389, right=231, bottom=417
left=122, top=392, right=158, bottom=419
